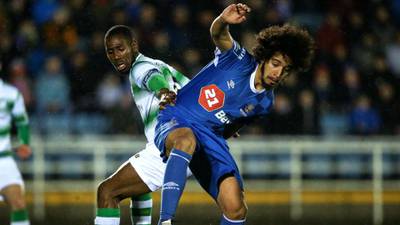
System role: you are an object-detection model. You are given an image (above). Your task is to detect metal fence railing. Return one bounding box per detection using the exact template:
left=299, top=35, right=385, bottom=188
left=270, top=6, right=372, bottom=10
left=19, top=135, right=400, bottom=225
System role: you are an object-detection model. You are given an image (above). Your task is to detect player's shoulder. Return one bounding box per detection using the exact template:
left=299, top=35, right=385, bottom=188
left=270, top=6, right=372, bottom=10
left=131, top=55, right=160, bottom=74
left=214, top=40, right=255, bottom=69
left=133, top=54, right=167, bottom=68
left=216, top=41, right=248, bottom=57
left=0, top=80, right=19, bottom=99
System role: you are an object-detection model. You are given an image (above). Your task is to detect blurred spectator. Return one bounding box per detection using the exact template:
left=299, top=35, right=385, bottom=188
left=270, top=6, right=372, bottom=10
left=0, top=32, right=14, bottom=70
left=124, top=0, right=142, bottom=22
left=15, top=19, right=39, bottom=53
left=97, top=74, right=142, bottom=134
left=241, top=30, right=257, bottom=54
left=385, top=31, right=400, bottom=77
left=8, top=58, right=34, bottom=111
left=96, top=72, right=124, bottom=111
left=369, top=54, right=396, bottom=85
left=41, top=6, right=79, bottom=52
left=329, top=44, right=351, bottom=81
left=149, top=30, right=172, bottom=61
left=68, top=0, right=96, bottom=36
left=87, top=30, right=111, bottom=75
left=264, top=93, right=297, bottom=134
left=295, top=89, right=321, bottom=135
left=31, top=0, right=60, bottom=25
left=35, top=56, right=70, bottom=114
left=316, top=12, right=345, bottom=56
left=275, top=0, right=293, bottom=21
left=390, top=0, right=400, bottom=24
left=312, top=63, right=334, bottom=111
left=67, top=50, right=100, bottom=112
left=192, top=9, right=215, bottom=57
left=337, top=66, right=364, bottom=108
left=8, top=0, right=30, bottom=23
left=371, top=5, right=396, bottom=46
left=279, top=73, right=302, bottom=104
left=348, top=95, right=381, bottom=135
left=374, top=81, right=399, bottom=134
left=136, top=4, right=158, bottom=53
left=181, top=48, right=202, bottom=76
left=168, top=5, right=191, bottom=51
left=344, top=11, right=366, bottom=44
left=351, top=32, right=380, bottom=74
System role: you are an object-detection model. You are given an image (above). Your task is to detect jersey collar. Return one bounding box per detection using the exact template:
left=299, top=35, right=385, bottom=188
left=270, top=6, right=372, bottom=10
left=250, top=64, right=265, bottom=94
left=135, top=53, right=143, bottom=63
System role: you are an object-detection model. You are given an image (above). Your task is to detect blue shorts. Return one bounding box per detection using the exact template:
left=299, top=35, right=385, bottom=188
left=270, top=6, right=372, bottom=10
left=154, top=110, right=244, bottom=199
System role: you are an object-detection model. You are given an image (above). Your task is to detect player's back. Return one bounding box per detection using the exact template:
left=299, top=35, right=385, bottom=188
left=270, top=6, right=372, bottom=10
left=0, top=79, right=28, bottom=152
left=162, top=42, right=274, bottom=135
left=0, top=80, right=20, bottom=127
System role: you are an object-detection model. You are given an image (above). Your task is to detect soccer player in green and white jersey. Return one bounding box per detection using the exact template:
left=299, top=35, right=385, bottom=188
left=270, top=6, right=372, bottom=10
left=0, top=60, right=32, bottom=225
left=94, top=25, right=191, bottom=225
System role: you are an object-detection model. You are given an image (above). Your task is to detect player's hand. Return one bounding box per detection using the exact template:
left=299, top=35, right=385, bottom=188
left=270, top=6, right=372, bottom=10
left=232, top=132, right=240, bottom=138
left=15, top=144, right=32, bottom=160
left=158, top=88, right=177, bottom=110
left=220, top=3, right=251, bottom=24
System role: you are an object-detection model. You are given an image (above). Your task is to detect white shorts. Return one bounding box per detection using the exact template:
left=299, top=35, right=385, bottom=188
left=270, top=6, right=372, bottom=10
left=127, top=142, right=192, bottom=192
left=0, top=156, right=25, bottom=201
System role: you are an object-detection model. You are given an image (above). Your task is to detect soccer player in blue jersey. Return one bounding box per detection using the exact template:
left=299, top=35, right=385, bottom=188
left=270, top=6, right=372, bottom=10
left=154, top=3, right=315, bottom=225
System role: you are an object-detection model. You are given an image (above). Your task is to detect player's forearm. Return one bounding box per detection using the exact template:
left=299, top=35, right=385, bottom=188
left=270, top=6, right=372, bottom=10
left=17, top=124, right=30, bottom=145
left=210, top=15, right=234, bottom=52
left=222, top=121, right=245, bottom=139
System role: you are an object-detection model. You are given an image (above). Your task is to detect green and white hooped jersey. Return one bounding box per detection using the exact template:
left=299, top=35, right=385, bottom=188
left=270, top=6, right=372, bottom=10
left=0, top=79, right=29, bottom=153
left=129, top=54, right=190, bottom=142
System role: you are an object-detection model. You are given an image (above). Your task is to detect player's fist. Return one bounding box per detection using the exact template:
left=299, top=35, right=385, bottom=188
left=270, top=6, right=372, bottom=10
left=15, top=144, right=32, bottom=160
left=220, top=3, right=251, bottom=24
left=158, top=88, right=177, bottom=110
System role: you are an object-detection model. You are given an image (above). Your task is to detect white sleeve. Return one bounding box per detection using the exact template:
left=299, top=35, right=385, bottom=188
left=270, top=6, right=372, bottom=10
left=130, top=62, right=162, bottom=89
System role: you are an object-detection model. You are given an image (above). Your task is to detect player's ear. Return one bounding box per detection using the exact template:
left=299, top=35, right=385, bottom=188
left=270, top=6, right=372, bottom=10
left=131, top=39, right=138, bottom=50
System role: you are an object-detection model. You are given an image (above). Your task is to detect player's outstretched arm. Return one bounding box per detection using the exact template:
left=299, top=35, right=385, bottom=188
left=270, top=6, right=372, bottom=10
left=210, top=3, right=251, bottom=52
left=145, top=73, right=177, bottom=109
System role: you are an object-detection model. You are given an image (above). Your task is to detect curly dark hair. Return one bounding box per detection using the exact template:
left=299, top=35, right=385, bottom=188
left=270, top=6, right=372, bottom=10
left=252, top=24, right=315, bottom=72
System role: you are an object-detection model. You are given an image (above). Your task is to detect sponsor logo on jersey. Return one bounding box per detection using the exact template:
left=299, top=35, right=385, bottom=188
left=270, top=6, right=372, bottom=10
left=198, top=84, right=225, bottom=112
left=240, top=104, right=255, bottom=116
left=215, top=110, right=231, bottom=124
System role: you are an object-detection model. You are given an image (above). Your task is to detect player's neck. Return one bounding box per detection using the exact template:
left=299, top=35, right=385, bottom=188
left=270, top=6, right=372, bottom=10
left=254, top=64, right=266, bottom=91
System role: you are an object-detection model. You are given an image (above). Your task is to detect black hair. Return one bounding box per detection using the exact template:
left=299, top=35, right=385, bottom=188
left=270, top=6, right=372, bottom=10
left=104, top=25, right=136, bottom=44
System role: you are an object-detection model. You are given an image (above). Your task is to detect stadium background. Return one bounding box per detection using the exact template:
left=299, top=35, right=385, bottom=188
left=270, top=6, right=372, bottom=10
left=1, top=0, right=400, bottom=224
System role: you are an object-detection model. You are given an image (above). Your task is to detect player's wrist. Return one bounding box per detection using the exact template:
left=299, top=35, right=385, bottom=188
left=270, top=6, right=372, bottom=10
left=217, top=15, right=229, bottom=25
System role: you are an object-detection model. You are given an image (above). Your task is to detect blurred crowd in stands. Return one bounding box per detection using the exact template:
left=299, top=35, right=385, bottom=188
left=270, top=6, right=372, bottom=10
left=1, top=0, right=400, bottom=136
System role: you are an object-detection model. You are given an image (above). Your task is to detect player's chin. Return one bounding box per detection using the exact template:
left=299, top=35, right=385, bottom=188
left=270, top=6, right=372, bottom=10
left=116, top=67, right=130, bottom=74
left=262, top=80, right=276, bottom=90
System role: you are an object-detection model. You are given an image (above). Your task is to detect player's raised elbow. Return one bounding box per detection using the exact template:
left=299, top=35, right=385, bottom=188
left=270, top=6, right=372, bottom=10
left=211, top=37, right=234, bottom=52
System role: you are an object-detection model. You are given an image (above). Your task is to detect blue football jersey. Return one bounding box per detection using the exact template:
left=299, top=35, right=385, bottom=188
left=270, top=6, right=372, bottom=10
left=165, top=41, right=275, bottom=135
